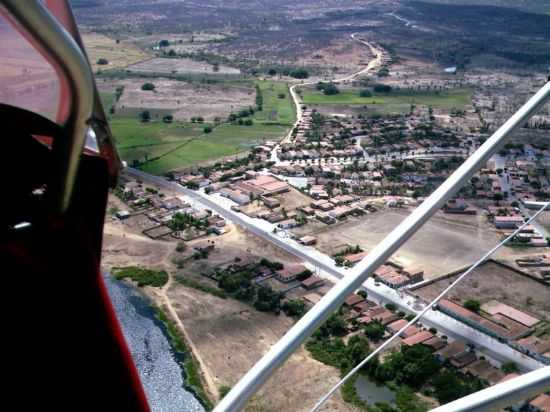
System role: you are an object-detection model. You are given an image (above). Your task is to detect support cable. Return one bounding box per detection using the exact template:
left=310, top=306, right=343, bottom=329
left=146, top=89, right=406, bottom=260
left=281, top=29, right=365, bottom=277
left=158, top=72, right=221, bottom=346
left=310, top=201, right=550, bottom=412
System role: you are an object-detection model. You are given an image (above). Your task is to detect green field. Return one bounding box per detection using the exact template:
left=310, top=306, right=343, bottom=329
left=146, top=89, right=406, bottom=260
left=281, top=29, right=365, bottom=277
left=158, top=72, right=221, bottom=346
left=253, top=80, right=296, bottom=125
left=141, top=122, right=287, bottom=174
left=108, top=80, right=294, bottom=174
left=300, top=88, right=473, bottom=114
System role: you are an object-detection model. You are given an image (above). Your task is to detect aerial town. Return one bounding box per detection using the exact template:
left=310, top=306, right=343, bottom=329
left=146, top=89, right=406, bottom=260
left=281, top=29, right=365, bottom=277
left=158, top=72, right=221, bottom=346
left=41, top=0, right=550, bottom=411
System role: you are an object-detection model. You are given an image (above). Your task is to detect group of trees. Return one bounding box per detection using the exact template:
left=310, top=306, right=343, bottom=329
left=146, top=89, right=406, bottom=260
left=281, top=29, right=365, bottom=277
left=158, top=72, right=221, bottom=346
left=168, top=212, right=208, bottom=231
left=282, top=299, right=307, bottom=318
left=227, top=107, right=255, bottom=126
left=112, top=266, right=168, bottom=288
left=217, top=270, right=283, bottom=314
left=289, top=68, right=309, bottom=79
left=316, top=82, right=340, bottom=95
left=141, top=82, right=155, bottom=91
left=255, top=84, right=263, bottom=111
left=374, top=84, right=392, bottom=93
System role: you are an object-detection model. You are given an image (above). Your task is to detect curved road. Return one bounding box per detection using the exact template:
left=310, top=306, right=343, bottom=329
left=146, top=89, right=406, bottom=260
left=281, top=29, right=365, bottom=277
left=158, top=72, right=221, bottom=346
left=279, top=33, right=384, bottom=147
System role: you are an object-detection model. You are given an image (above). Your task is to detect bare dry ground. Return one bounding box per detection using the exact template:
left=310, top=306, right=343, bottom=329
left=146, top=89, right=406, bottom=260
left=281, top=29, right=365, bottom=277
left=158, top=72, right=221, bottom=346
left=127, top=57, right=241, bottom=75
left=298, top=36, right=375, bottom=79
left=292, top=209, right=503, bottom=278
left=113, top=78, right=255, bottom=120
left=412, top=260, right=550, bottom=321
left=82, top=33, right=150, bottom=72
left=167, top=284, right=355, bottom=412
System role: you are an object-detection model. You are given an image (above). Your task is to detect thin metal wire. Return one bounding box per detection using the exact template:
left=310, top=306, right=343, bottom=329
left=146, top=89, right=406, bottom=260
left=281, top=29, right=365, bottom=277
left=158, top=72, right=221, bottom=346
left=310, top=201, right=550, bottom=412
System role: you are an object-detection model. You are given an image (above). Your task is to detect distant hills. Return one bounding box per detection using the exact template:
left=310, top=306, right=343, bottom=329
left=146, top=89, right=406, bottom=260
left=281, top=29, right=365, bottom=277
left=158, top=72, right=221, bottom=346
left=415, top=0, right=550, bottom=15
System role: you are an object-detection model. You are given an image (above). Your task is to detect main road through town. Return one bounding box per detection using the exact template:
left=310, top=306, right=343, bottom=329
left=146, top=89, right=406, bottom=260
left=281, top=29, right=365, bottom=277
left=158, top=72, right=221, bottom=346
left=126, top=167, right=545, bottom=372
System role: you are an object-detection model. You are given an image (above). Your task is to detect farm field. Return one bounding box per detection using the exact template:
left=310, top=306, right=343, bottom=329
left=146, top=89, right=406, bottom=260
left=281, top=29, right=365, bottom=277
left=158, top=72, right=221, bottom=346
left=108, top=79, right=294, bottom=173
left=140, top=122, right=288, bottom=174
left=254, top=80, right=296, bottom=125
left=83, top=33, right=150, bottom=72
left=111, top=119, right=205, bottom=164
left=300, top=88, right=473, bottom=114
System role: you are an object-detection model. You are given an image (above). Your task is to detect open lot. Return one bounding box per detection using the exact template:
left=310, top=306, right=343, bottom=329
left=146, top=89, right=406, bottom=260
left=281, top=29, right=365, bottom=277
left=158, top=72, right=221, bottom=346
left=300, top=87, right=473, bottom=114
left=113, top=78, right=255, bottom=121
left=292, top=209, right=502, bottom=279
left=82, top=33, right=150, bottom=72
left=412, top=260, right=550, bottom=321
left=127, top=57, right=241, bottom=75
left=166, top=283, right=353, bottom=412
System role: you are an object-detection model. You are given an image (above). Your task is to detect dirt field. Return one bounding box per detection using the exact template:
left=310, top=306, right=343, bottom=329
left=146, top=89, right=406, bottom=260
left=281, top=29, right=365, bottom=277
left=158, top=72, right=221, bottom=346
left=82, top=33, right=150, bottom=72
left=113, top=78, right=255, bottom=120
left=167, top=284, right=354, bottom=412
left=115, top=77, right=254, bottom=119
left=292, top=208, right=503, bottom=278
left=298, top=36, right=374, bottom=79
left=412, top=260, right=550, bottom=321
left=127, top=57, right=241, bottom=75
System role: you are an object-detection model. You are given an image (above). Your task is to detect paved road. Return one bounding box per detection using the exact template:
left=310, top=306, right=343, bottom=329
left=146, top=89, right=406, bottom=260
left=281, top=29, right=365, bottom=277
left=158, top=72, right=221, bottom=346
left=126, top=167, right=545, bottom=371
left=276, top=148, right=468, bottom=167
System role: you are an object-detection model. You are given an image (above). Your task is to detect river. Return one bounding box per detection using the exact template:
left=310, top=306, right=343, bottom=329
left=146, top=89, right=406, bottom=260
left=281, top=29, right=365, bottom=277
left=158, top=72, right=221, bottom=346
left=104, top=274, right=205, bottom=412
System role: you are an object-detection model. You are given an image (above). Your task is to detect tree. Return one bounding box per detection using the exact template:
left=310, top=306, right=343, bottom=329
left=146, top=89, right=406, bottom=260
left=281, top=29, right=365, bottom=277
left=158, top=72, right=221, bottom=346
left=357, top=290, right=368, bottom=299
left=318, top=313, right=347, bottom=337
left=432, top=370, right=484, bottom=404
left=219, top=385, right=231, bottom=399
left=139, top=110, right=151, bottom=122
left=282, top=299, right=306, bottom=318
left=162, top=114, right=174, bottom=123
left=374, top=84, right=392, bottom=93
left=359, top=89, right=372, bottom=98
left=322, top=83, right=340, bottom=95
left=463, top=299, right=481, bottom=313
left=501, top=361, right=519, bottom=374
left=290, top=68, right=309, bottom=79
left=385, top=302, right=397, bottom=312
left=268, top=68, right=277, bottom=75
left=364, top=320, right=385, bottom=342
left=346, top=334, right=371, bottom=367
left=159, top=40, right=170, bottom=47
left=254, top=285, right=282, bottom=313
left=203, top=126, right=213, bottom=133
left=96, top=58, right=109, bottom=65
left=141, top=83, right=155, bottom=91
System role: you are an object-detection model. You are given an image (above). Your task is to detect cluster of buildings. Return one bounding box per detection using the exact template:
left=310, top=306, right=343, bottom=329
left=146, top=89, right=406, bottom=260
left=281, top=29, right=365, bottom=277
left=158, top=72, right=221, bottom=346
left=371, top=263, right=424, bottom=289
left=218, top=173, right=290, bottom=206
left=436, top=298, right=549, bottom=365
left=342, top=291, right=513, bottom=387
left=116, top=178, right=227, bottom=240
